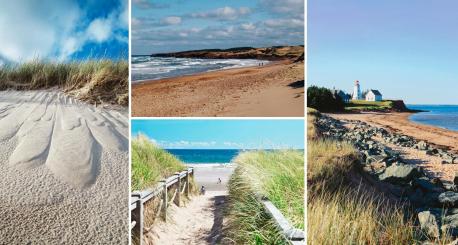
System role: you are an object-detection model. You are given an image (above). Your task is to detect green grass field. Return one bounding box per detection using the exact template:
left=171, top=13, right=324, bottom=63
left=345, top=100, right=394, bottom=111
left=131, top=134, right=187, bottom=191
left=225, top=150, right=304, bottom=244
left=0, top=59, right=128, bottom=106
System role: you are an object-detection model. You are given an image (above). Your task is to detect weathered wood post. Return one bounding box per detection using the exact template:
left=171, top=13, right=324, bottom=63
left=174, top=172, right=181, bottom=207
left=131, top=193, right=143, bottom=245
left=160, top=180, right=167, bottom=222
left=185, top=169, right=190, bottom=198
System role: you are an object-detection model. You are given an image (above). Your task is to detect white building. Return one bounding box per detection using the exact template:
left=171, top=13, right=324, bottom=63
left=365, top=90, right=383, bottom=101
left=352, top=80, right=362, bottom=100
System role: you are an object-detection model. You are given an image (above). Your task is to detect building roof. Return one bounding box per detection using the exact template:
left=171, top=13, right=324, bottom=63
left=368, top=89, right=382, bottom=96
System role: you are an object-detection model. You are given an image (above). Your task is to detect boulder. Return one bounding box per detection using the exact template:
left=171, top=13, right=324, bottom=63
left=418, top=211, right=440, bottom=238
left=378, top=164, right=423, bottom=184
left=426, top=148, right=439, bottom=156
left=412, top=178, right=444, bottom=193
left=415, top=141, right=429, bottom=150
left=442, top=154, right=455, bottom=164
left=442, top=213, right=458, bottom=237
left=438, top=191, right=458, bottom=207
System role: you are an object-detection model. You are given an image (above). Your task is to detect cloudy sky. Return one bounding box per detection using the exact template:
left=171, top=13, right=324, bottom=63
left=131, top=119, right=304, bottom=149
left=132, top=0, right=304, bottom=55
left=309, top=0, right=458, bottom=104
left=0, top=0, right=128, bottom=63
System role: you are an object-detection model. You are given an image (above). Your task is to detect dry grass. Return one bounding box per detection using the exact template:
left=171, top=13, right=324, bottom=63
left=224, top=150, right=304, bottom=244
left=131, top=134, right=187, bottom=191
left=0, top=59, right=128, bottom=106
left=307, top=111, right=420, bottom=244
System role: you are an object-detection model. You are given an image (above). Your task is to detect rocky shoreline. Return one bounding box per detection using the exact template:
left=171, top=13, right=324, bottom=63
left=316, top=113, right=458, bottom=240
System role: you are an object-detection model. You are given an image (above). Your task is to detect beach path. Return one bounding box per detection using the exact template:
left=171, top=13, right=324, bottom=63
left=148, top=165, right=235, bottom=244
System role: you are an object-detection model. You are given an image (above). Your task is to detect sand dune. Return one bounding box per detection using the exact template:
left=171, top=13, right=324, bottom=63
left=0, top=90, right=128, bottom=243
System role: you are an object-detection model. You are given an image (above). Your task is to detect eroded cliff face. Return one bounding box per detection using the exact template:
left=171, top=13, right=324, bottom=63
left=151, top=45, right=304, bottom=61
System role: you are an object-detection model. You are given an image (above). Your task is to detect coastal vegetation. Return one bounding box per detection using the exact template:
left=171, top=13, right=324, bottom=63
left=131, top=134, right=187, bottom=191
left=225, top=150, right=304, bottom=244
left=151, top=45, right=304, bottom=61
left=307, top=85, right=345, bottom=112
left=307, top=108, right=418, bottom=244
left=345, top=100, right=394, bottom=111
left=0, top=59, right=128, bottom=106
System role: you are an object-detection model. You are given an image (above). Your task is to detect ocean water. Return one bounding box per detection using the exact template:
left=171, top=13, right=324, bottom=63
left=165, top=149, right=241, bottom=164
left=408, top=105, right=458, bottom=131
left=131, top=56, right=265, bottom=82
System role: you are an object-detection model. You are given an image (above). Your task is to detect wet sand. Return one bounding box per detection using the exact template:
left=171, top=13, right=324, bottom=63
left=0, top=90, right=128, bottom=243
left=132, top=61, right=304, bottom=117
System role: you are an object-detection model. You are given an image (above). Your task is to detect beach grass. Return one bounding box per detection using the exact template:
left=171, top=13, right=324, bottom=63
left=345, top=100, right=394, bottom=111
left=0, top=59, right=128, bottom=106
left=307, top=109, right=421, bottom=244
left=225, top=150, right=304, bottom=244
left=131, top=134, right=187, bottom=191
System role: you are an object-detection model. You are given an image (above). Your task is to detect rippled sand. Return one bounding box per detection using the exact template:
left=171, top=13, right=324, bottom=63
left=0, top=90, right=128, bottom=244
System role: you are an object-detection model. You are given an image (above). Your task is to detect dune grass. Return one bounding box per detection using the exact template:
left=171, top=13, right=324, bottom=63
left=307, top=109, right=421, bottom=244
left=0, top=59, right=128, bottom=106
left=225, top=150, right=304, bottom=244
left=131, top=134, right=187, bottom=191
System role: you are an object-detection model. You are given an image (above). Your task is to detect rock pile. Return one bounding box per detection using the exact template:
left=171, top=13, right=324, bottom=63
left=315, top=114, right=458, bottom=239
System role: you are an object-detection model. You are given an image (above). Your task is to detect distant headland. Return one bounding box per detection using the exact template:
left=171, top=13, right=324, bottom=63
left=150, top=45, right=304, bottom=61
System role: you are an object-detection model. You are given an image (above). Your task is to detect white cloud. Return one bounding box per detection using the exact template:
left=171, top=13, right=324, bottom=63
left=87, top=18, right=112, bottom=42
left=241, top=23, right=256, bottom=30
left=0, top=0, right=128, bottom=62
left=161, top=16, right=182, bottom=25
left=190, top=6, right=251, bottom=20
left=264, top=18, right=304, bottom=28
left=260, top=0, right=304, bottom=16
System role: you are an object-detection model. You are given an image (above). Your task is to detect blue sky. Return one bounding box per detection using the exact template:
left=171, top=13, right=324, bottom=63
left=131, top=119, right=304, bottom=149
left=309, top=0, right=458, bottom=105
left=132, top=0, right=304, bottom=54
left=0, top=0, right=128, bottom=64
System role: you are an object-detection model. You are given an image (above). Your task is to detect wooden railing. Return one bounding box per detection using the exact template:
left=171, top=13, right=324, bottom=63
left=130, top=167, right=194, bottom=245
left=259, top=196, right=305, bottom=244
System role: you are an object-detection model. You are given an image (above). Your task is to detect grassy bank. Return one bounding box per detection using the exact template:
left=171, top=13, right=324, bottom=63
left=131, top=134, right=187, bottom=191
left=345, top=100, right=394, bottom=111
left=225, top=150, right=304, bottom=244
left=307, top=109, right=418, bottom=244
left=0, top=59, right=128, bottom=106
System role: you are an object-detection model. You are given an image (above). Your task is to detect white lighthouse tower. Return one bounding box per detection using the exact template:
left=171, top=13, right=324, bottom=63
left=352, top=80, right=362, bottom=100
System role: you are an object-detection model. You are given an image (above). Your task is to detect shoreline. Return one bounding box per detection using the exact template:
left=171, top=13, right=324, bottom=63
left=132, top=60, right=304, bottom=117
left=131, top=59, right=274, bottom=84
left=131, top=58, right=280, bottom=85
left=328, top=112, right=458, bottom=152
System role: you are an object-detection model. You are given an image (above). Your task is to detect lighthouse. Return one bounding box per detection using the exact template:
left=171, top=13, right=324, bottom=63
left=352, top=80, right=362, bottom=100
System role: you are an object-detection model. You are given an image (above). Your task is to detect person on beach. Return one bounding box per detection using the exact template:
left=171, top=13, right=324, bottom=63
left=217, top=178, right=221, bottom=184
left=200, top=186, right=206, bottom=195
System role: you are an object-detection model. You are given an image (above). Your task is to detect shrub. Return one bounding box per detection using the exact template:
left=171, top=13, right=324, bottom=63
left=307, top=85, right=344, bottom=112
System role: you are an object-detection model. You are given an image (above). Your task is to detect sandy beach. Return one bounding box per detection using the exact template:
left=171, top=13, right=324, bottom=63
left=0, top=90, right=129, bottom=243
left=132, top=61, right=304, bottom=117
left=328, top=112, right=458, bottom=182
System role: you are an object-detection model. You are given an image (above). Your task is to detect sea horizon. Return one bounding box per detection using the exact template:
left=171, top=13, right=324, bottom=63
left=407, top=104, right=458, bottom=131
left=165, top=148, right=304, bottom=164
